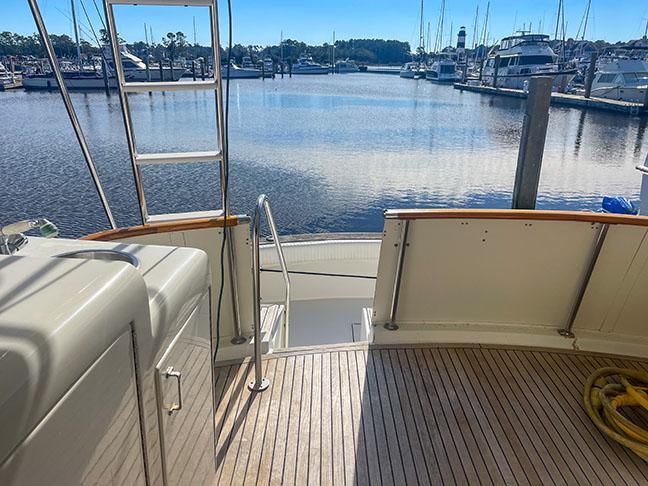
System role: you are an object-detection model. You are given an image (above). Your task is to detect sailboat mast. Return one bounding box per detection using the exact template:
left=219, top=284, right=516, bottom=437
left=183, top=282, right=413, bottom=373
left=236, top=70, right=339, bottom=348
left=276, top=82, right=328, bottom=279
left=472, top=5, right=479, bottom=50
left=554, top=0, right=563, bottom=40
left=280, top=30, right=283, bottom=62
left=419, top=0, right=425, bottom=51
left=582, top=0, right=591, bottom=40
left=70, top=0, right=82, bottom=71
left=193, top=16, right=197, bottom=45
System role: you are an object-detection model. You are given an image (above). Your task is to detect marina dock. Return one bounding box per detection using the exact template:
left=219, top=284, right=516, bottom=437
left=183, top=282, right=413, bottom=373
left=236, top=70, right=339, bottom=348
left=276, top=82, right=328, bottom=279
left=454, top=82, right=647, bottom=116
left=0, top=78, right=23, bottom=91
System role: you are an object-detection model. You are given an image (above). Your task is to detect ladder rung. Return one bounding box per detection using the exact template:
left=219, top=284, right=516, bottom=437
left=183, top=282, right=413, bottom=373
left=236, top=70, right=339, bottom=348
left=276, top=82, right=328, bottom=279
left=146, top=209, right=224, bottom=224
left=108, top=0, right=213, bottom=6
left=123, top=80, right=217, bottom=93
left=136, top=150, right=222, bottom=165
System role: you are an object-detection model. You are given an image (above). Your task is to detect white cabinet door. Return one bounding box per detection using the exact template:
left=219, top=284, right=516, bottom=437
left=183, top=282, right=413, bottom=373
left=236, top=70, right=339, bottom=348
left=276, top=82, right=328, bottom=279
left=155, top=295, right=216, bottom=486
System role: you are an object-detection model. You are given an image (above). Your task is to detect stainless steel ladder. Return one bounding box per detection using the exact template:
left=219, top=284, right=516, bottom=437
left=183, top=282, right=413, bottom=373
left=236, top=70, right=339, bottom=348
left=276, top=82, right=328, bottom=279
left=104, top=0, right=247, bottom=344
left=104, top=0, right=226, bottom=223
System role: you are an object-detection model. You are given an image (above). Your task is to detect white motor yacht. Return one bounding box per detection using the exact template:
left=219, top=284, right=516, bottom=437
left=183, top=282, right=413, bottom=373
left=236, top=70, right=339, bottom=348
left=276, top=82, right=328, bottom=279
left=589, top=57, right=648, bottom=103
left=292, top=55, right=330, bottom=75
left=22, top=46, right=185, bottom=90
left=0, top=61, right=20, bottom=88
left=221, top=61, right=262, bottom=79
left=482, top=34, right=577, bottom=90
left=399, top=61, right=420, bottom=78
left=5, top=1, right=648, bottom=485
left=335, top=58, right=360, bottom=73
left=261, top=57, right=274, bottom=77
left=426, top=57, right=462, bottom=82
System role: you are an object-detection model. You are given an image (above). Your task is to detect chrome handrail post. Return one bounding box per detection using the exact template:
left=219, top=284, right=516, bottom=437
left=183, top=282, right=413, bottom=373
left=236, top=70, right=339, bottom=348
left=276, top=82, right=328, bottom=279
left=558, top=222, right=609, bottom=338
left=248, top=194, right=291, bottom=392
left=248, top=195, right=270, bottom=392
left=27, top=0, right=116, bottom=229
left=385, top=219, right=409, bottom=330
left=263, top=199, right=291, bottom=349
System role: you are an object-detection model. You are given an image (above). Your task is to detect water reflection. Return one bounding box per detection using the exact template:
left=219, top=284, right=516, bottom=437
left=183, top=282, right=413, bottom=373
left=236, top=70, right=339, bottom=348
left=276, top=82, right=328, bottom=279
left=0, top=74, right=646, bottom=237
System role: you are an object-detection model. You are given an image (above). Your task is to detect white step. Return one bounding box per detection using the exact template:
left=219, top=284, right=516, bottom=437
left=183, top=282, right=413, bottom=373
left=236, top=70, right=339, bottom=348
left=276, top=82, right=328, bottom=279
left=123, top=80, right=217, bottom=93
left=146, top=209, right=224, bottom=224
left=108, top=0, right=213, bottom=5
left=136, top=150, right=222, bottom=165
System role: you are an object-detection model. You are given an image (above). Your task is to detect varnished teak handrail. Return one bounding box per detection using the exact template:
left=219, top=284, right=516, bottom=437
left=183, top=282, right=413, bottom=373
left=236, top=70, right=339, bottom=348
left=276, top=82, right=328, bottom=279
left=81, top=215, right=243, bottom=241
left=384, top=209, right=648, bottom=226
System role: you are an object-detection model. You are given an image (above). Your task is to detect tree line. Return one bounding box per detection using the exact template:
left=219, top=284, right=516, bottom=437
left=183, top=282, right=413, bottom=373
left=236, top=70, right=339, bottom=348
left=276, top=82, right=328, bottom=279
left=0, top=30, right=413, bottom=65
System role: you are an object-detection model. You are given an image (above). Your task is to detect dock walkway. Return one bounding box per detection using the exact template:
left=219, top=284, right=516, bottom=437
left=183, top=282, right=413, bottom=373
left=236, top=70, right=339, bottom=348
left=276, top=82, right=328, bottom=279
left=454, top=82, right=646, bottom=116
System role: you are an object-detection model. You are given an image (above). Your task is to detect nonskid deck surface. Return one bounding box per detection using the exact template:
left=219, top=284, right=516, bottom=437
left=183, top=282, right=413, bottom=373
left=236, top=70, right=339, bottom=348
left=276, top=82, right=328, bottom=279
left=213, top=344, right=648, bottom=485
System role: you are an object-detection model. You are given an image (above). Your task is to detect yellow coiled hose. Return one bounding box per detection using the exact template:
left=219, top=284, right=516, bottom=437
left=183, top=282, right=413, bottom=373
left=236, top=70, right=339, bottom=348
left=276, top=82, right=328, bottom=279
left=584, top=367, right=648, bottom=461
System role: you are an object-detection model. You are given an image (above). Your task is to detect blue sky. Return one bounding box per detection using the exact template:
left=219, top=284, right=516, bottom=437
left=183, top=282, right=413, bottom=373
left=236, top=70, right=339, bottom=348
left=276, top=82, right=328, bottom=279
left=2, top=1, right=647, bottom=48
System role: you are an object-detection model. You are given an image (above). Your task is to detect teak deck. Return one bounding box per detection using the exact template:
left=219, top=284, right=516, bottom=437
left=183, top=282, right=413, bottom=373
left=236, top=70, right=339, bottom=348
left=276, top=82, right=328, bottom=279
left=213, top=345, right=648, bottom=485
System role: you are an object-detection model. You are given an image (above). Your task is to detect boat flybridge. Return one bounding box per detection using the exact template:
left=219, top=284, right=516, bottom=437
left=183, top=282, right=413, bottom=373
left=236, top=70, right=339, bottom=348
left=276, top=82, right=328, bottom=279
left=482, top=33, right=577, bottom=90
left=5, top=1, right=648, bottom=485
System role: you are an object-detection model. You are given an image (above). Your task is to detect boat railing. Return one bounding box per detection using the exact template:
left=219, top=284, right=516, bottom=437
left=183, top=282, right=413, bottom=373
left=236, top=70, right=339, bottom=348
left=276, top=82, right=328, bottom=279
left=249, top=194, right=291, bottom=392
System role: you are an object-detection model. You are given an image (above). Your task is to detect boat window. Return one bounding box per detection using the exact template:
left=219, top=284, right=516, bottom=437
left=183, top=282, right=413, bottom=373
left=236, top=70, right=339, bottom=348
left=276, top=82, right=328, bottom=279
left=440, top=64, right=455, bottom=74
left=597, top=73, right=617, bottom=84
left=623, top=73, right=648, bottom=84
left=518, top=56, right=554, bottom=65
left=499, top=58, right=509, bottom=67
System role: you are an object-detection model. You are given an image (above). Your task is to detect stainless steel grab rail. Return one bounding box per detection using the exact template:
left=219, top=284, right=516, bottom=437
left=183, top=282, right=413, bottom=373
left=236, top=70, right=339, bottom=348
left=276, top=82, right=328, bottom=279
left=636, top=165, right=648, bottom=175
left=248, top=194, right=291, bottom=392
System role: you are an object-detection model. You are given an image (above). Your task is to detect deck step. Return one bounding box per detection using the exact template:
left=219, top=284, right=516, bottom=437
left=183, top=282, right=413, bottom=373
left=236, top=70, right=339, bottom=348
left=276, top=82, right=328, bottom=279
left=107, top=0, right=213, bottom=6
left=122, top=80, right=217, bottom=93
left=136, top=150, right=222, bottom=165
left=146, top=209, right=224, bottom=224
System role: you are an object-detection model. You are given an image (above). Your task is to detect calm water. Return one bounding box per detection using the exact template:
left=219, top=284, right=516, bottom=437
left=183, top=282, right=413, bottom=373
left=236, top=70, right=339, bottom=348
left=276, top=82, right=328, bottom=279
left=1, top=74, right=647, bottom=237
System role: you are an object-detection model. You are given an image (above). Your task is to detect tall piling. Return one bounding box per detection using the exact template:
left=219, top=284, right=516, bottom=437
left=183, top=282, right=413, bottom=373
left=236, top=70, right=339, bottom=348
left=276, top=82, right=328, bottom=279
left=492, top=55, right=500, bottom=88
left=512, top=76, right=553, bottom=209
left=584, top=52, right=598, bottom=99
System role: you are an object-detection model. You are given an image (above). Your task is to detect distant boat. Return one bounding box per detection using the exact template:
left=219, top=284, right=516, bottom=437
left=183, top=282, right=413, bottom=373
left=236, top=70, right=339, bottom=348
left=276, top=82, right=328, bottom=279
left=221, top=62, right=262, bottom=79
left=241, top=56, right=255, bottom=69
left=261, top=57, right=274, bottom=77
left=292, top=56, right=329, bottom=75
left=588, top=57, right=648, bottom=102
left=426, top=57, right=462, bottom=82
left=105, top=46, right=185, bottom=82
left=22, top=46, right=185, bottom=90
left=481, top=34, right=576, bottom=90
left=399, top=62, right=420, bottom=78
left=0, top=61, right=21, bottom=90
left=335, top=59, right=360, bottom=73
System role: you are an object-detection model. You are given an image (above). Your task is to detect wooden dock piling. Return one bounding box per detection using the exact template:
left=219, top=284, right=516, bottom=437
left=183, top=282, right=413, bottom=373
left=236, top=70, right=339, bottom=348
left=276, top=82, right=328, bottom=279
left=512, top=77, right=553, bottom=210
left=584, top=52, right=597, bottom=99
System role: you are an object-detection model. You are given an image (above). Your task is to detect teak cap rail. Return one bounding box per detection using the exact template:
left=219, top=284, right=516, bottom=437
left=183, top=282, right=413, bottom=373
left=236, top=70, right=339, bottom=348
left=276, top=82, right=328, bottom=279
left=82, top=214, right=248, bottom=241
left=384, top=209, right=648, bottom=227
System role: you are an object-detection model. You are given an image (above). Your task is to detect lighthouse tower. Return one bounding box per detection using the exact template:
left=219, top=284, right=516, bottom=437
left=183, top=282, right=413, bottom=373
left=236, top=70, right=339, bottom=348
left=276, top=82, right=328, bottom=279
left=457, top=26, right=467, bottom=61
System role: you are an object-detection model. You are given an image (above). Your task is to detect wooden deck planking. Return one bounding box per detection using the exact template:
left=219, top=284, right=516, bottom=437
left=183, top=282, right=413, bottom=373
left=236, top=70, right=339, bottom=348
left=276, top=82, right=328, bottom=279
left=213, top=346, right=648, bottom=486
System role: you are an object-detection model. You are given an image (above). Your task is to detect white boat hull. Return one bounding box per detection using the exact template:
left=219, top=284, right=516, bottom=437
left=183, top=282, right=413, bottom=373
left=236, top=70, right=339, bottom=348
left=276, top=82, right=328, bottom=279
left=23, top=75, right=118, bottom=90
left=22, top=67, right=185, bottom=90
left=399, top=70, right=417, bottom=79
left=222, top=68, right=262, bottom=79
left=482, top=71, right=576, bottom=90
left=426, top=71, right=462, bottom=83
left=590, top=85, right=648, bottom=103
left=292, top=67, right=330, bottom=75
